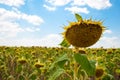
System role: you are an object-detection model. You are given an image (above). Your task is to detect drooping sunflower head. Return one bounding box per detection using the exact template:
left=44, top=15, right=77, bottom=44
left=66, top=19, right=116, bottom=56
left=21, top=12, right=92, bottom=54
left=62, top=14, right=105, bottom=47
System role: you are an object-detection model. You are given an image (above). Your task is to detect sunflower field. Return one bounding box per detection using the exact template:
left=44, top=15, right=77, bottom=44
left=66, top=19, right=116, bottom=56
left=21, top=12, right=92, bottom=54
left=0, top=14, right=120, bottom=80
left=0, top=46, right=120, bottom=80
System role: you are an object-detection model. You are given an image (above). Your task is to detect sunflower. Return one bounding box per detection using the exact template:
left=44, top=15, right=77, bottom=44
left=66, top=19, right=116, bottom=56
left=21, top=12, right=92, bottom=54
left=61, top=14, right=105, bottom=47
left=95, top=67, right=104, bottom=78
left=34, top=62, right=44, bottom=68
left=18, top=57, right=27, bottom=64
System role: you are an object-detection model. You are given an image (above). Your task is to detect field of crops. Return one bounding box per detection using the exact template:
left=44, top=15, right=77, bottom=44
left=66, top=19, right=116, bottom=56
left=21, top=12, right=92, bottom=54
left=0, top=46, right=120, bottom=80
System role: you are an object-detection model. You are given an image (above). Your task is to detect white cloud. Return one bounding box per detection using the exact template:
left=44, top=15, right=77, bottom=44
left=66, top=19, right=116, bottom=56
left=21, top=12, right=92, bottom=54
left=85, top=0, right=112, bottom=10
left=0, top=8, right=44, bottom=26
left=0, top=21, right=24, bottom=37
left=65, top=6, right=89, bottom=14
left=44, top=0, right=71, bottom=11
left=91, top=36, right=120, bottom=48
left=0, top=8, right=44, bottom=38
left=45, top=0, right=71, bottom=6
left=0, top=33, right=120, bottom=48
left=104, top=30, right=112, bottom=34
left=71, top=0, right=86, bottom=6
left=43, top=4, right=56, bottom=11
left=21, top=14, right=44, bottom=26
left=44, top=0, right=112, bottom=13
left=0, top=0, right=25, bottom=7
left=0, top=34, right=62, bottom=47
left=0, top=8, right=21, bottom=21
left=25, top=27, right=40, bottom=32
left=71, top=0, right=112, bottom=10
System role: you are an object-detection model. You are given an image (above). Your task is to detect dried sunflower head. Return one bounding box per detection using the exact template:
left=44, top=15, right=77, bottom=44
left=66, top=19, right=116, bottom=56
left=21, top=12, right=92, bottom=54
left=61, top=14, right=105, bottom=47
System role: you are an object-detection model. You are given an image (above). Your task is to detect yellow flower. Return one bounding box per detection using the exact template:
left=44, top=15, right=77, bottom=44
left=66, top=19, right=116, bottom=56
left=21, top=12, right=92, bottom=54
left=95, top=66, right=104, bottom=78
left=18, top=57, right=27, bottom=64
left=34, top=62, right=44, bottom=68
left=106, top=49, right=113, bottom=54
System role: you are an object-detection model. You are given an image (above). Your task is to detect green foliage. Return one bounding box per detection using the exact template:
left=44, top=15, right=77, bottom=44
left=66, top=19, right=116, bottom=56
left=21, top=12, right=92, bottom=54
left=74, top=53, right=96, bottom=76
left=115, top=68, right=120, bottom=74
left=49, top=54, right=69, bottom=70
left=0, top=47, right=120, bottom=80
left=75, top=13, right=83, bottom=21
left=102, top=74, right=114, bottom=80
left=19, top=75, right=25, bottom=80
left=59, top=39, right=70, bottom=48
left=48, top=54, right=70, bottom=80
left=29, top=72, right=37, bottom=80
left=48, top=68, right=64, bottom=80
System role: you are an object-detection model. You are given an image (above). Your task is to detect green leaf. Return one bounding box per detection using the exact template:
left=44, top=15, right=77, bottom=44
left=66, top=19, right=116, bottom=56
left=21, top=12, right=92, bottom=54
left=75, top=13, right=83, bottom=21
left=102, top=74, right=114, bottom=80
left=19, top=75, right=25, bottom=80
left=16, top=65, right=22, bottom=73
left=79, top=70, right=88, bottom=80
left=115, top=68, right=120, bottom=74
left=74, top=53, right=96, bottom=76
left=48, top=68, right=64, bottom=80
left=29, top=74, right=37, bottom=80
left=56, top=54, right=69, bottom=68
left=7, top=75, right=15, bottom=80
left=49, top=54, right=69, bottom=70
left=29, top=72, right=37, bottom=80
left=57, top=60, right=68, bottom=68
left=56, top=54, right=69, bottom=63
left=59, top=39, right=70, bottom=48
left=48, top=54, right=68, bottom=80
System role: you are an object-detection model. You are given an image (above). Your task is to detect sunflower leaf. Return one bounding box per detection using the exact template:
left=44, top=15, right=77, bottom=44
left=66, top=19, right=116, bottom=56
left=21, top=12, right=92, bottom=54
left=75, top=13, right=83, bottom=21
left=59, top=39, right=70, bottom=48
left=74, top=53, right=96, bottom=76
left=49, top=54, right=69, bottom=70
left=48, top=68, right=64, bottom=80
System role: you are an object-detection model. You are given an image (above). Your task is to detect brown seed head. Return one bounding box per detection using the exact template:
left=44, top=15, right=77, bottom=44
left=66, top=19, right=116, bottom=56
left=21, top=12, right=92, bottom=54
left=18, top=58, right=27, bottom=64
left=34, top=63, right=44, bottom=68
left=63, top=20, right=105, bottom=47
left=95, top=68, right=104, bottom=78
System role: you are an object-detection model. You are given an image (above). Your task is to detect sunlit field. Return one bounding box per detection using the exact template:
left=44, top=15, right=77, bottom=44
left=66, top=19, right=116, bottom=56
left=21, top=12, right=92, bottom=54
left=0, top=46, right=120, bottom=80
left=0, top=0, right=120, bottom=80
left=0, top=14, right=120, bottom=80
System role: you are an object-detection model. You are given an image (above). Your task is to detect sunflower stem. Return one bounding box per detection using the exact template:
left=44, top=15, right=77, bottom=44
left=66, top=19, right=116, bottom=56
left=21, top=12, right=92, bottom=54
left=73, top=47, right=79, bottom=80
left=74, top=63, right=77, bottom=80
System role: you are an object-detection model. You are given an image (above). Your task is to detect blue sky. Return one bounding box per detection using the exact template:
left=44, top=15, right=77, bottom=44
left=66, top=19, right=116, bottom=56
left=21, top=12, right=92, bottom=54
left=0, top=0, right=120, bottom=48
